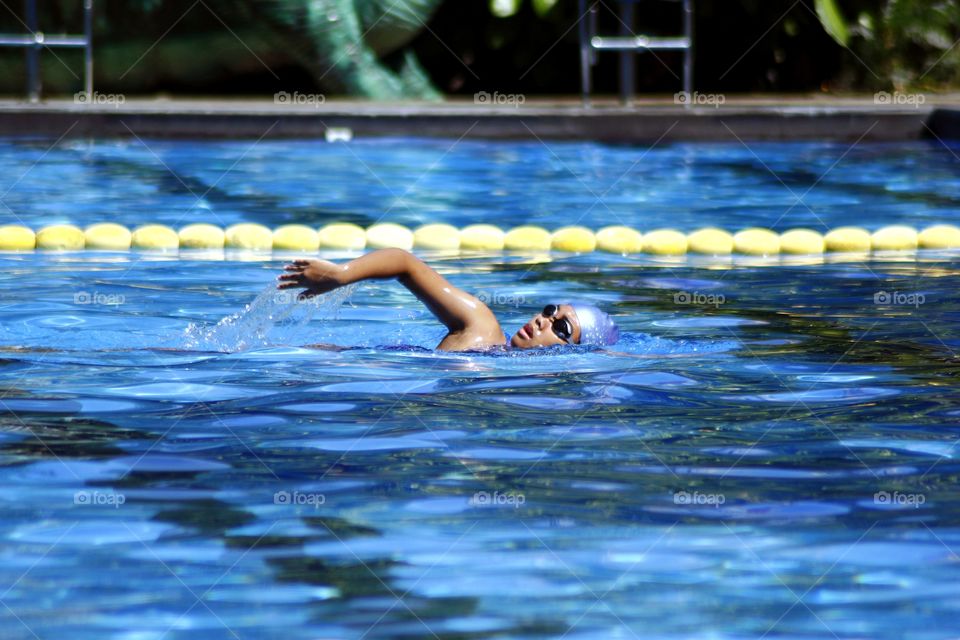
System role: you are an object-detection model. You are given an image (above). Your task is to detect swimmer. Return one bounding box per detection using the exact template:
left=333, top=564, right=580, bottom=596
left=277, top=248, right=618, bottom=352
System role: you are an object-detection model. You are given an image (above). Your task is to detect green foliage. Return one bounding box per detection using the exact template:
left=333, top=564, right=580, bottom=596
left=531, top=0, right=559, bottom=17
left=815, top=0, right=960, bottom=90
left=874, top=0, right=960, bottom=88
left=489, top=0, right=557, bottom=19
left=814, top=0, right=850, bottom=46
left=489, top=0, right=521, bottom=18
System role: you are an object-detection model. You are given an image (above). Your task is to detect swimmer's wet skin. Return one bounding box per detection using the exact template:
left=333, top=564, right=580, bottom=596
left=277, top=248, right=619, bottom=352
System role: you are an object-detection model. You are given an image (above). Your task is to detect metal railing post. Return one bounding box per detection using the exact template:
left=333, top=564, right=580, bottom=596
left=25, top=0, right=40, bottom=102
left=618, top=1, right=634, bottom=106
left=84, top=0, right=93, bottom=96
left=578, top=0, right=590, bottom=107
left=683, top=0, right=693, bottom=98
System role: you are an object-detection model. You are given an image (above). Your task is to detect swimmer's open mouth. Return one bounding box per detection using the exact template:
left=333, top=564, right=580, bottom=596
left=518, top=324, right=532, bottom=340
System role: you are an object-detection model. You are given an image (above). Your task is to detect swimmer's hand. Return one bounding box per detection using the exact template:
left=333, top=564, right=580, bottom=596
left=277, top=259, right=343, bottom=299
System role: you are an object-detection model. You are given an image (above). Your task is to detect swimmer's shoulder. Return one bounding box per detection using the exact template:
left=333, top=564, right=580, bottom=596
left=437, top=325, right=507, bottom=352
left=434, top=300, right=505, bottom=352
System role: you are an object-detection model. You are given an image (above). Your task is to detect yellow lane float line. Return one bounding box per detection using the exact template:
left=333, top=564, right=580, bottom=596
left=1, top=223, right=959, bottom=254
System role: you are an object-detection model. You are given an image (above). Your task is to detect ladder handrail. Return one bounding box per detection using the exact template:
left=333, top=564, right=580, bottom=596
left=579, top=0, right=693, bottom=107
left=590, top=35, right=692, bottom=50
left=0, top=0, right=93, bottom=102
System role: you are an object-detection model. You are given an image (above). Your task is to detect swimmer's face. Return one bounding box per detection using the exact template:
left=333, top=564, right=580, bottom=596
left=511, top=304, right=581, bottom=349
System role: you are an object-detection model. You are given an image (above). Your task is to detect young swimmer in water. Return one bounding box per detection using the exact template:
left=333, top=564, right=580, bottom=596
left=277, top=248, right=619, bottom=352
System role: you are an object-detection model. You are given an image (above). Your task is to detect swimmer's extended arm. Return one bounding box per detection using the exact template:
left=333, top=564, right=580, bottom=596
left=278, top=249, right=502, bottom=341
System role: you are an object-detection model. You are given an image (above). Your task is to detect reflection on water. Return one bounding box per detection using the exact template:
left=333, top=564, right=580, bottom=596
left=1, top=249, right=959, bottom=639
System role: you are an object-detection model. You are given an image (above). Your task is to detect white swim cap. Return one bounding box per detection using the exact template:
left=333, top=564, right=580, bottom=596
left=569, top=303, right=619, bottom=345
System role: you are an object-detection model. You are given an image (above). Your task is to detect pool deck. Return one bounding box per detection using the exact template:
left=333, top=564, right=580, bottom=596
left=2, top=95, right=960, bottom=141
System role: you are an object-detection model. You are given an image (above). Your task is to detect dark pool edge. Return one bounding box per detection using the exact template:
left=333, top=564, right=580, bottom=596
left=1, top=99, right=959, bottom=141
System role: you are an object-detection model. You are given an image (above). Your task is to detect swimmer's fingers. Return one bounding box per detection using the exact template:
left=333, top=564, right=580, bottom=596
left=282, top=258, right=315, bottom=270
left=276, top=275, right=304, bottom=290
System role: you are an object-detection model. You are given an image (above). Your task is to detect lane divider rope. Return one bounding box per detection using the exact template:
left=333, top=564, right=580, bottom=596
left=1, top=222, right=959, bottom=255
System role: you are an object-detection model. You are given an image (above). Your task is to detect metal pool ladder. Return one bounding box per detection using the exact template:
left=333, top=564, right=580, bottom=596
left=0, top=0, right=94, bottom=102
left=578, top=0, right=693, bottom=106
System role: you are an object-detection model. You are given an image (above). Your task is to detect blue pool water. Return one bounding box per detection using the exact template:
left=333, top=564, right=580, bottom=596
left=1, top=137, right=960, bottom=639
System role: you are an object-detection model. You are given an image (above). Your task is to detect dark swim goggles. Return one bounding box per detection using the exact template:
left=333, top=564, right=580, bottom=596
left=542, top=304, right=574, bottom=343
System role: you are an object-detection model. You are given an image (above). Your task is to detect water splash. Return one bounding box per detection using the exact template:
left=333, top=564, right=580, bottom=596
left=183, top=284, right=357, bottom=352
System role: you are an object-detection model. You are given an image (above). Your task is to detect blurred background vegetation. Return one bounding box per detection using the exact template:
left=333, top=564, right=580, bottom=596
left=0, top=0, right=957, bottom=99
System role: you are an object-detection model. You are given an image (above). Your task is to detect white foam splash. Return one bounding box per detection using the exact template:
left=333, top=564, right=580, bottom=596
left=182, top=284, right=357, bottom=352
